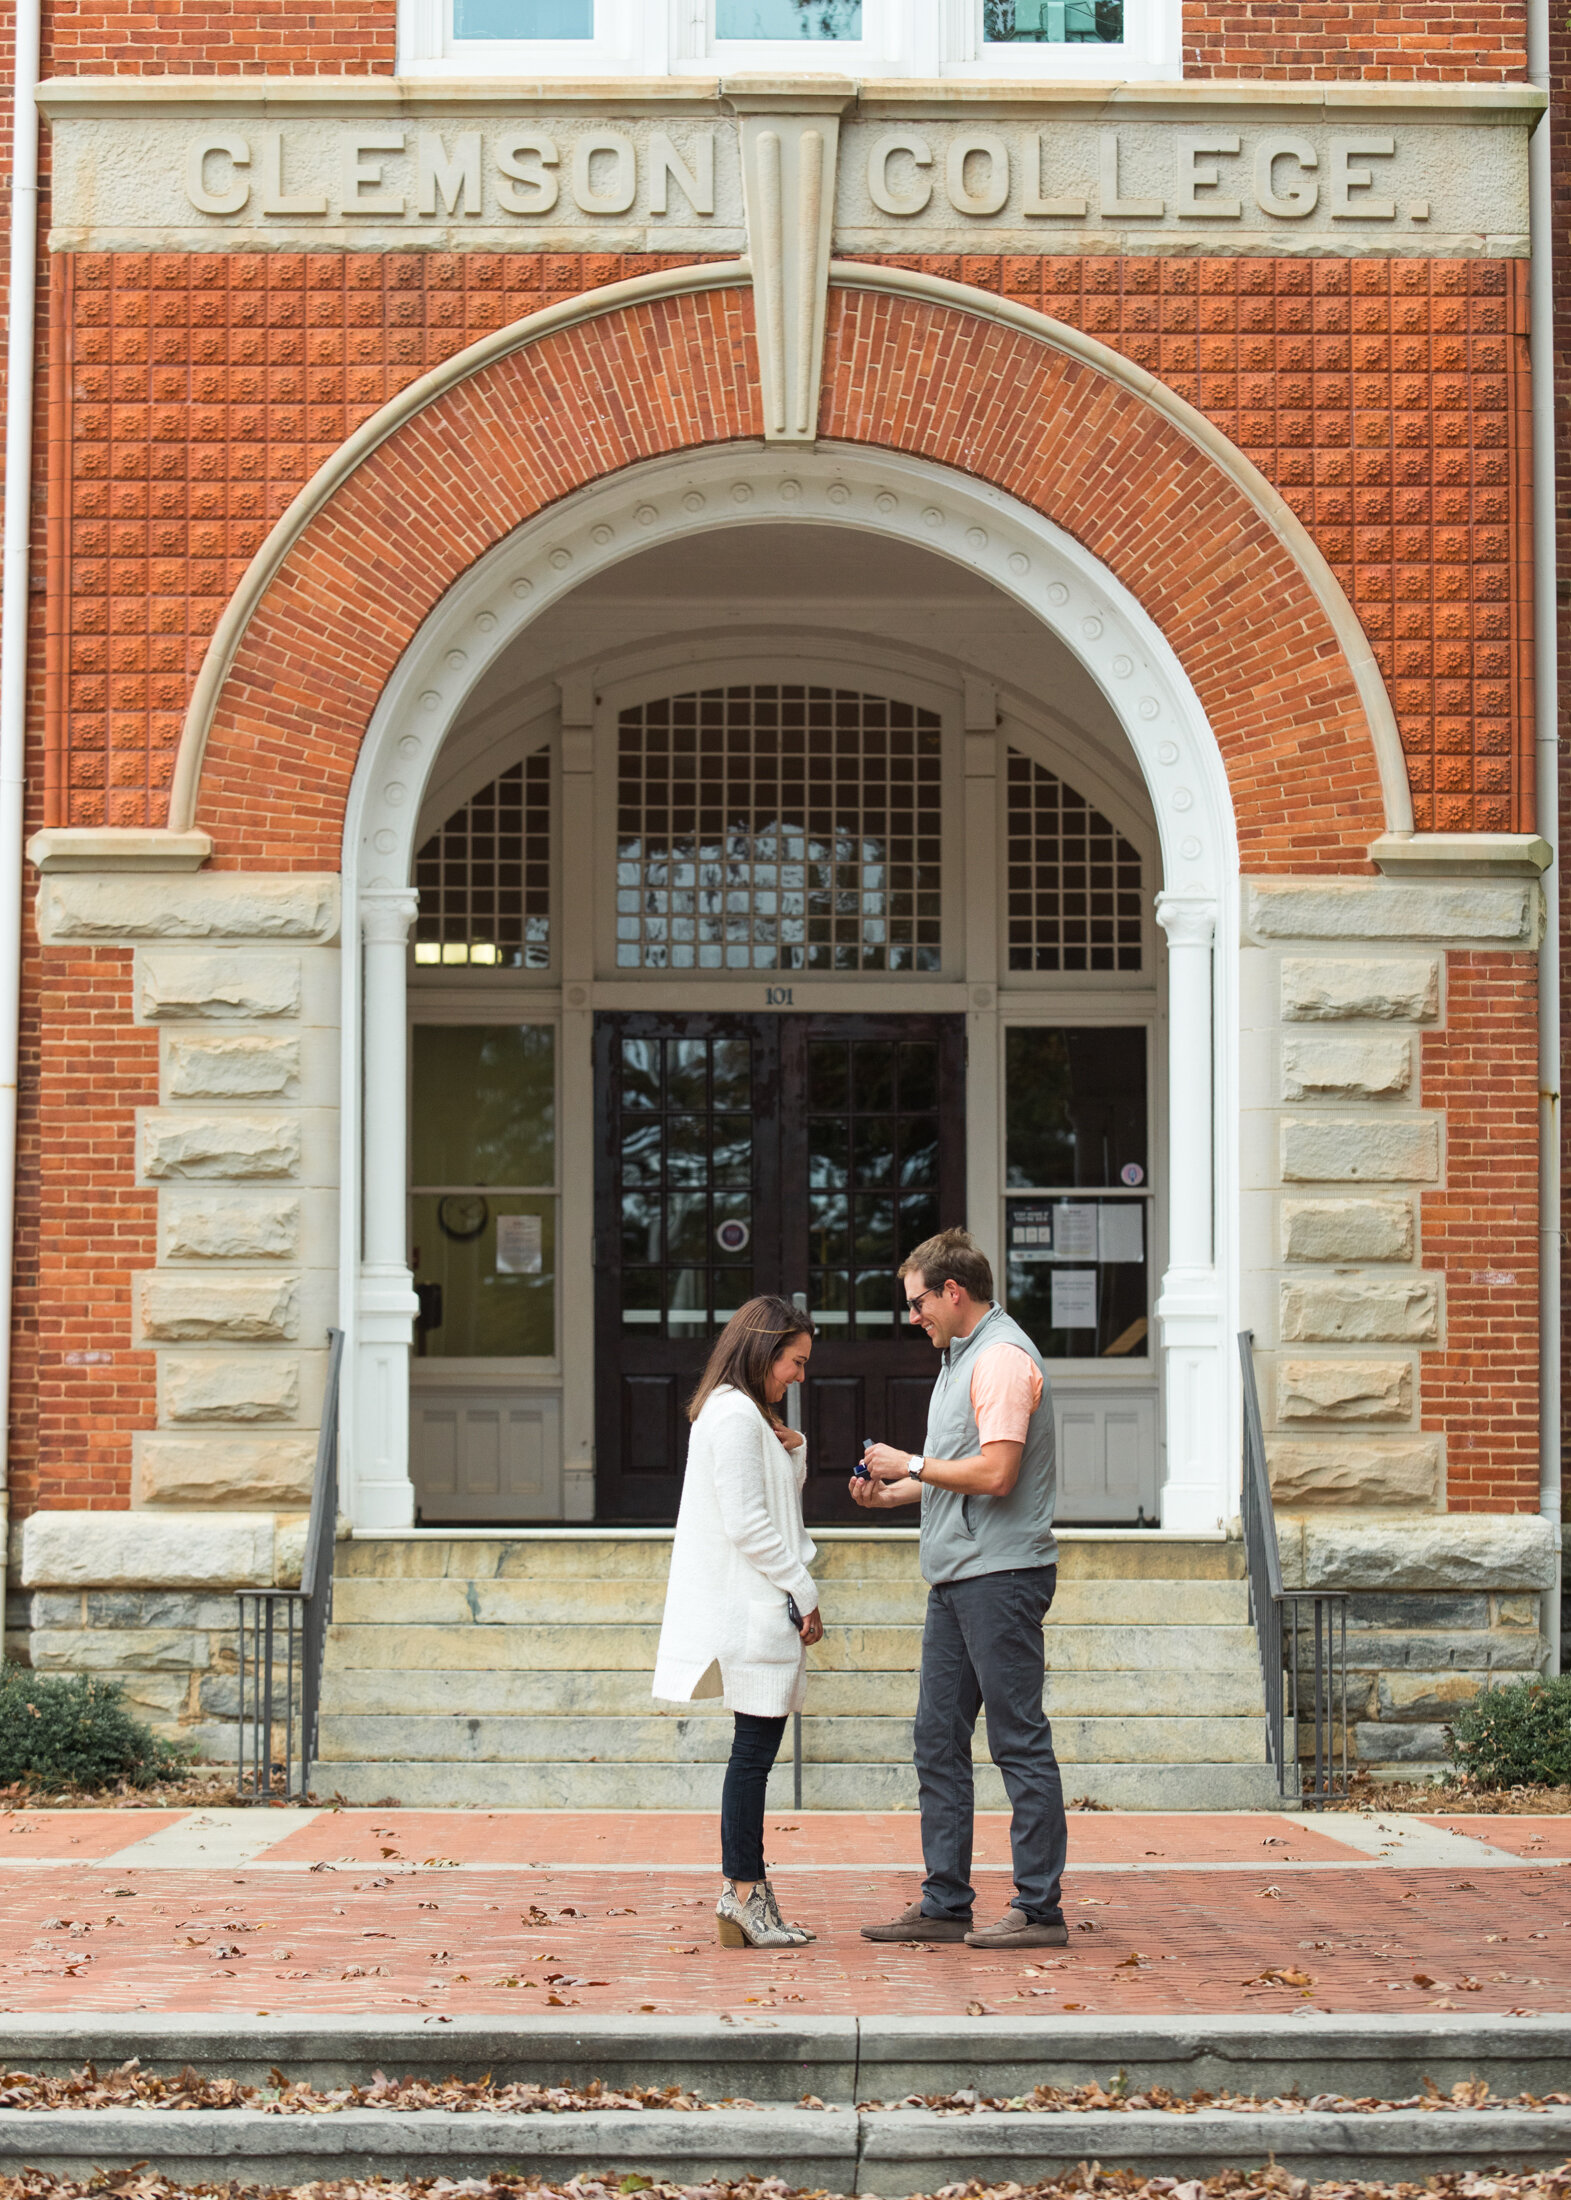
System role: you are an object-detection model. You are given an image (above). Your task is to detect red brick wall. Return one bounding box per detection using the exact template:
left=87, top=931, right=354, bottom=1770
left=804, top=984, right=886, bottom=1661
left=46, top=1, right=395, bottom=76
left=14, top=949, right=158, bottom=1517
left=1552, top=11, right=1571, bottom=1527
left=1421, top=953, right=1543, bottom=1512
left=1182, top=0, right=1526, bottom=80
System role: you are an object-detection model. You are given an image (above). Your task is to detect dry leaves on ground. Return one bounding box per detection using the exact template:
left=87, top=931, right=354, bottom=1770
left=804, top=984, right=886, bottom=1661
left=0, top=2066, right=716, bottom=2116
left=858, top=2079, right=1571, bottom=2116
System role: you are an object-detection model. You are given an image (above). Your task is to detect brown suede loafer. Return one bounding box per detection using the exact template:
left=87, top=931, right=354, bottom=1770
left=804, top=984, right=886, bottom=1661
left=860, top=1899, right=974, bottom=1943
left=963, top=1906, right=1069, bottom=1949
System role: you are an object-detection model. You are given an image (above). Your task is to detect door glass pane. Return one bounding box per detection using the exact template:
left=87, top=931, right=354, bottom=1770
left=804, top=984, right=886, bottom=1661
left=717, top=0, right=861, bottom=32
left=984, top=0, right=1122, bottom=41
left=410, top=1194, right=555, bottom=1358
left=617, top=1035, right=756, bottom=1335
left=809, top=1033, right=950, bottom=1341
left=455, top=0, right=591, bottom=33
left=1005, top=1026, right=1146, bottom=1191
left=412, top=1025, right=555, bottom=1187
left=1005, top=1197, right=1150, bottom=1361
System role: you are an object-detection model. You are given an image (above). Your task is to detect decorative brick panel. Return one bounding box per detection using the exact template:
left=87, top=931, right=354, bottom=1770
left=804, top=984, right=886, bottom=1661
left=51, top=251, right=1530, bottom=843
left=887, top=253, right=1533, bottom=836
left=1420, top=952, right=1542, bottom=1514
left=47, top=2, right=396, bottom=75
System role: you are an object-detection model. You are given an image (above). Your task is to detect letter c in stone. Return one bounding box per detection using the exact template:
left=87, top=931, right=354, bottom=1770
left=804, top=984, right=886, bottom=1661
left=867, top=133, right=933, bottom=217
left=186, top=134, right=250, bottom=217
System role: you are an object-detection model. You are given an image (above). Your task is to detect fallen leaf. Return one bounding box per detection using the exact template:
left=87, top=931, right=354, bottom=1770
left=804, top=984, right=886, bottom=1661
left=964, top=2001, right=992, bottom=2015
left=1412, top=1973, right=1444, bottom=1989
left=1115, top=1952, right=1149, bottom=1969
left=1256, top=1885, right=1283, bottom=1899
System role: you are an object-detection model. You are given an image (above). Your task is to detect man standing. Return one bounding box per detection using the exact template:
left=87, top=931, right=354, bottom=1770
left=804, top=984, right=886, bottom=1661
left=850, top=1226, right=1066, bottom=1950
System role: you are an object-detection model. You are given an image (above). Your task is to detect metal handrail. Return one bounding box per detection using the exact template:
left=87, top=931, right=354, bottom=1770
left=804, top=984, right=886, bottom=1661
left=1238, top=1330, right=1350, bottom=1807
left=236, top=1327, right=344, bottom=1803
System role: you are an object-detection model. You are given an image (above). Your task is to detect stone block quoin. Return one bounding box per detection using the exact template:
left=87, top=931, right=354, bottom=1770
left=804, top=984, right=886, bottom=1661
left=50, top=251, right=1528, bottom=849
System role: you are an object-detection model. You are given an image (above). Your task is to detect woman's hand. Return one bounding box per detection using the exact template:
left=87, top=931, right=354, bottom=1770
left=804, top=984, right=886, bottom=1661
left=775, top=1424, right=805, bottom=1452
left=797, top=1606, right=824, bottom=1646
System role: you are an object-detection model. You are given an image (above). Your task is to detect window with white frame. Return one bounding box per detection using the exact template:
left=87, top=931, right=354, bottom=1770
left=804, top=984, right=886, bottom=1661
left=404, top=0, right=1165, bottom=75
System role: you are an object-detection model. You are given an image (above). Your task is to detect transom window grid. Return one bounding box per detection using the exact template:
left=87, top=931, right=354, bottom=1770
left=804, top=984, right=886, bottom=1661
left=616, top=687, right=943, bottom=975
left=1005, top=749, right=1143, bottom=976
left=413, top=753, right=552, bottom=970
left=806, top=1036, right=942, bottom=1341
left=618, top=1035, right=758, bottom=1337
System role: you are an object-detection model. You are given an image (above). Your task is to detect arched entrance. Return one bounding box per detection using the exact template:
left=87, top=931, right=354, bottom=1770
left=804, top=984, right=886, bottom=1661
left=342, top=442, right=1240, bottom=1536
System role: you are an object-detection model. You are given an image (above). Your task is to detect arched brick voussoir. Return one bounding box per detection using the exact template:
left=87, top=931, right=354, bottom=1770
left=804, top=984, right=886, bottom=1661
left=196, top=284, right=763, bottom=867
left=820, top=287, right=1390, bottom=870
left=195, top=275, right=1393, bottom=871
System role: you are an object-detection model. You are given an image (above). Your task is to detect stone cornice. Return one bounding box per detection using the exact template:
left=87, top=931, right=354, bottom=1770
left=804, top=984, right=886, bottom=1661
left=36, top=75, right=1546, bottom=123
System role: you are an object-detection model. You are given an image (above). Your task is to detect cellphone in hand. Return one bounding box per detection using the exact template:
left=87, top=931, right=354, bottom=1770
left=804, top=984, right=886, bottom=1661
left=786, top=1593, right=803, bottom=1628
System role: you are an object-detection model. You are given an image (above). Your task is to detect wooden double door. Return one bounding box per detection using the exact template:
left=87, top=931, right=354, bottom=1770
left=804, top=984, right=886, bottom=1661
left=593, top=1011, right=966, bottom=1523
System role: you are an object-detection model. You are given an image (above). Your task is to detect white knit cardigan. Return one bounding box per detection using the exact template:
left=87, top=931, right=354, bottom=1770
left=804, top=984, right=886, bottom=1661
left=651, top=1384, right=819, bottom=1719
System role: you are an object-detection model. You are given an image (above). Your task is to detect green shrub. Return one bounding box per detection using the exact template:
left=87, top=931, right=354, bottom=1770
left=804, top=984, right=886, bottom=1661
left=0, top=1664, right=190, bottom=1791
left=1446, top=1672, right=1571, bottom=1790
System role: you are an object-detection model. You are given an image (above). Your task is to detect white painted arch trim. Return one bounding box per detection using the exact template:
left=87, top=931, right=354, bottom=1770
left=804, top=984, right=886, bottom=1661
left=171, top=258, right=1408, bottom=837
left=340, top=439, right=1242, bottom=1535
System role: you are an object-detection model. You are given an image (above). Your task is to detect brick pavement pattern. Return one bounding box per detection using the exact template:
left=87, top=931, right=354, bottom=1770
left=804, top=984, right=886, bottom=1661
left=0, top=1812, right=1564, bottom=2021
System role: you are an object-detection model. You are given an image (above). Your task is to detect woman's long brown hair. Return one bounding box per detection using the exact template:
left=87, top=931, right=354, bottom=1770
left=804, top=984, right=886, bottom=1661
left=687, top=1295, right=815, bottom=1426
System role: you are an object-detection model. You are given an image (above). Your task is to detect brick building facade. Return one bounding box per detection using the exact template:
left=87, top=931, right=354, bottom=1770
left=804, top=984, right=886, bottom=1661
left=0, top=0, right=1561, bottom=1801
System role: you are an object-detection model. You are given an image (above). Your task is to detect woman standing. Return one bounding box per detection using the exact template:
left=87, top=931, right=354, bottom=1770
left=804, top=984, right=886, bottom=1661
left=653, top=1295, right=824, bottom=1949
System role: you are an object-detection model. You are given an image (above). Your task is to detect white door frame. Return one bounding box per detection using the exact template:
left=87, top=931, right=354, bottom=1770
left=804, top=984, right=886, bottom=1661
left=339, top=439, right=1241, bottom=1536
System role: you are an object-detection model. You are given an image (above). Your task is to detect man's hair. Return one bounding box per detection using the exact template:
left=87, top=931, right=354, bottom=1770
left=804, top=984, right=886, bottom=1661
left=899, top=1227, right=994, bottom=1306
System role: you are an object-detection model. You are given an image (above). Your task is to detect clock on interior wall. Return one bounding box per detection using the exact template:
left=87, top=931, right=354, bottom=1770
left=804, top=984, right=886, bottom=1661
left=437, top=1193, right=490, bottom=1242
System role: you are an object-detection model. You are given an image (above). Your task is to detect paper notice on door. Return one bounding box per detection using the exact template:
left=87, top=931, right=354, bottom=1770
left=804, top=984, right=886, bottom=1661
left=495, top=1213, right=543, bottom=1275
left=1052, top=1202, right=1099, bottom=1259
left=1098, top=1203, right=1144, bottom=1264
left=1051, top=1268, right=1099, bottom=1329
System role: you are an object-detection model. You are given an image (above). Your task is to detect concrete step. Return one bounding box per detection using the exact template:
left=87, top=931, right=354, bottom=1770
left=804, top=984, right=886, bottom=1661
left=316, top=1708, right=1266, bottom=1767
left=325, top=1618, right=1261, bottom=1676
left=319, top=1664, right=1262, bottom=1721
left=314, top=1758, right=1284, bottom=1810
left=328, top=1576, right=1249, bottom=1628
left=336, top=1534, right=1246, bottom=1585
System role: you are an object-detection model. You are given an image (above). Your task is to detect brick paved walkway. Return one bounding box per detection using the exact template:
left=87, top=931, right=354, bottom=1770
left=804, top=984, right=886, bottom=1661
left=0, top=1810, right=1564, bottom=2022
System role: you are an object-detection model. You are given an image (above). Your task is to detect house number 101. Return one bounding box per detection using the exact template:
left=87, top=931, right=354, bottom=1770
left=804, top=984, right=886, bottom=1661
left=766, top=985, right=795, bottom=1007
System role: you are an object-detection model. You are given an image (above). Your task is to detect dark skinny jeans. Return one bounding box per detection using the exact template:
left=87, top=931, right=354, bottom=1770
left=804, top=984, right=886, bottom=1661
left=720, top=1711, right=788, bottom=1882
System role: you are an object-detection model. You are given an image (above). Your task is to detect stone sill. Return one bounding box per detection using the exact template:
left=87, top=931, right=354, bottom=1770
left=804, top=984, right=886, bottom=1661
left=1369, top=831, right=1552, bottom=880
left=28, top=828, right=212, bottom=874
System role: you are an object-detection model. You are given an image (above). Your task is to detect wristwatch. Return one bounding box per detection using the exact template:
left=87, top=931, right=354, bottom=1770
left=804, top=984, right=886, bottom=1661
left=908, top=1454, right=925, bottom=1482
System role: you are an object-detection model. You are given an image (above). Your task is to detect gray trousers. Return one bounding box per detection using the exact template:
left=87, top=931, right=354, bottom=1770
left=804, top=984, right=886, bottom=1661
left=913, top=1563, right=1067, bottom=1924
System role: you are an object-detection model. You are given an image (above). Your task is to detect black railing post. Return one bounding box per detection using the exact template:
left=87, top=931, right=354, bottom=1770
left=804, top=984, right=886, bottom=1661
left=1238, top=1331, right=1351, bottom=1806
left=235, top=1327, right=344, bottom=1804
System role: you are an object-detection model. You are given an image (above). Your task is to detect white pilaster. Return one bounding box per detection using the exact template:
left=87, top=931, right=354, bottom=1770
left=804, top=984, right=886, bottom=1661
left=1154, top=890, right=1226, bottom=1533
left=355, top=887, right=420, bottom=1529
left=558, top=680, right=597, bottom=1523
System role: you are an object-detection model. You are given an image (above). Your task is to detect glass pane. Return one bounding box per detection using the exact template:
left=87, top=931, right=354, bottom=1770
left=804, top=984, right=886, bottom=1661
left=713, top=1266, right=754, bottom=1322
left=1005, top=748, right=1142, bottom=970
left=665, top=1192, right=710, bottom=1264
left=852, top=1115, right=897, bottom=1188
left=713, top=1191, right=753, bottom=1261
left=411, top=1025, right=555, bottom=1188
left=620, top=1190, right=662, bottom=1264
left=621, top=1118, right=662, bottom=1186
left=712, top=1038, right=751, bottom=1110
left=410, top=1194, right=555, bottom=1357
left=901, top=1189, right=939, bottom=1250
left=809, top=1191, right=850, bottom=1265
left=1005, top=1027, right=1147, bottom=1191
left=1004, top=1194, right=1149, bottom=1361
left=668, top=1039, right=709, bottom=1111
left=712, top=1116, right=753, bottom=1188
left=898, top=1040, right=938, bottom=1112
left=666, top=1114, right=709, bottom=1186
left=984, top=0, right=1122, bottom=40
left=856, top=1268, right=897, bottom=1326
left=809, top=1118, right=849, bottom=1190
left=668, top=1268, right=709, bottom=1330
left=900, top=1116, right=939, bottom=1188
left=812, top=1266, right=852, bottom=1327
left=620, top=1038, right=661, bottom=1111
left=455, top=0, right=591, bottom=32
left=851, top=1040, right=895, bottom=1113
left=621, top=1267, right=662, bottom=1329
left=717, top=0, right=861, bottom=32
left=807, top=1040, right=848, bottom=1114
left=854, top=1194, right=896, bottom=1261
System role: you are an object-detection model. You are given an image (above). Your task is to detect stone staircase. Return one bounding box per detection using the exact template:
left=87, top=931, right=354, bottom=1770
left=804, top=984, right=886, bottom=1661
left=317, top=1531, right=1281, bottom=1809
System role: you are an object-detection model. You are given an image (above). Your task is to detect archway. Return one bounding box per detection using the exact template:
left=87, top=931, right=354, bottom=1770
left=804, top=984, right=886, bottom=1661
left=341, top=441, right=1240, bottom=1538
